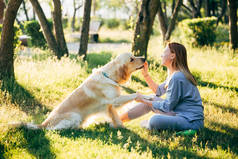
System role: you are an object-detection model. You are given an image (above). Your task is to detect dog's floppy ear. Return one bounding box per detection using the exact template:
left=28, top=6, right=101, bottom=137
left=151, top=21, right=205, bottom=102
left=118, top=64, right=129, bottom=82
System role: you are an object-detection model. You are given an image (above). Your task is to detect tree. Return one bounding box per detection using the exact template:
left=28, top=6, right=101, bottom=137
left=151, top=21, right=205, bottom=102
left=0, top=0, right=5, bottom=24
left=132, top=0, right=183, bottom=57
left=188, top=0, right=202, bottom=18
left=132, top=0, right=160, bottom=58
left=157, top=0, right=183, bottom=42
left=29, top=0, right=68, bottom=59
left=78, top=0, right=92, bottom=59
left=29, top=0, right=60, bottom=57
left=181, top=0, right=201, bottom=18
left=0, top=0, right=23, bottom=79
left=216, top=0, right=227, bottom=25
left=227, top=0, right=238, bottom=50
left=52, top=0, right=69, bottom=57
left=22, top=0, right=29, bottom=21
left=205, top=0, right=211, bottom=17
left=71, top=0, right=82, bottom=32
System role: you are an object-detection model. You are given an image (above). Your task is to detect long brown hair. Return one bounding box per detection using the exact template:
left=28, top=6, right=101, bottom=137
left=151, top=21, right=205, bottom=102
left=168, top=42, right=197, bottom=86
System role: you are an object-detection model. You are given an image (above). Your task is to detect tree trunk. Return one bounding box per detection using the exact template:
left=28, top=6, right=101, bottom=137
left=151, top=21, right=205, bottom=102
left=157, top=0, right=167, bottom=41
left=52, top=0, right=69, bottom=57
left=0, top=0, right=5, bottom=24
left=181, top=3, right=192, bottom=18
left=71, top=8, right=76, bottom=32
left=71, top=0, right=81, bottom=32
left=132, top=0, right=159, bottom=58
left=227, top=0, right=238, bottom=50
left=0, top=0, right=22, bottom=79
left=29, top=0, right=60, bottom=58
left=162, top=1, right=168, bottom=23
left=72, top=0, right=77, bottom=32
left=217, top=0, right=227, bottom=25
left=33, top=8, right=36, bottom=20
left=22, top=0, right=29, bottom=21
left=165, top=0, right=182, bottom=41
left=188, top=0, right=202, bottom=18
left=205, top=0, right=210, bottom=17
left=157, top=0, right=183, bottom=42
left=172, top=0, right=175, bottom=14
left=78, top=0, right=92, bottom=59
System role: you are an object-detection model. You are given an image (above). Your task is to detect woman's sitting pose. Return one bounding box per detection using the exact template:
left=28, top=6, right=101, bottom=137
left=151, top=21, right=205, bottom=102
left=120, top=42, right=204, bottom=131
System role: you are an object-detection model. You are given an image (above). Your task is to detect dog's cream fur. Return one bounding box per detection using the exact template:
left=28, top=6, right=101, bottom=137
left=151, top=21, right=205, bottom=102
left=13, top=53, right=145, bottom=130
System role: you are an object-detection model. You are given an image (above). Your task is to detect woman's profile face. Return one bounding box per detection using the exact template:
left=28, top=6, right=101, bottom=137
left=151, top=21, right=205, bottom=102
left=161, top=45, right=172, bottom=67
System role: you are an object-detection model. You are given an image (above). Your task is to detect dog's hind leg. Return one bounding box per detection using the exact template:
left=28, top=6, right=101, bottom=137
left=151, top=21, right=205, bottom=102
left=47, top=113, right=82, bottom=130
left=107, top=104, right=123, bottom=128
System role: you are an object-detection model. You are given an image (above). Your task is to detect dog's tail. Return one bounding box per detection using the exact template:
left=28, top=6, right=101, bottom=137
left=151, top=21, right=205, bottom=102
left=5, top=122, right=44, bottom=129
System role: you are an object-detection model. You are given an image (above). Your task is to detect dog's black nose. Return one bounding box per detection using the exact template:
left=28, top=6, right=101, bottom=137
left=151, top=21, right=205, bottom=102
left=142, top=58, right=146, bottom=62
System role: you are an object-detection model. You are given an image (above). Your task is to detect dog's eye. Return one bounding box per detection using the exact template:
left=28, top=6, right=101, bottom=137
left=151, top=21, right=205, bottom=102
left=130, top=58, right=134, bottom=62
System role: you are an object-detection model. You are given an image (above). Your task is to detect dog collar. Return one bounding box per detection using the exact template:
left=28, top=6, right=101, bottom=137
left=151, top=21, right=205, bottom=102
left=102, top=71, right=110, bottom=79
left=102, top=71, right=119, bottom=86
left=102, top=71, right=136, bottom=93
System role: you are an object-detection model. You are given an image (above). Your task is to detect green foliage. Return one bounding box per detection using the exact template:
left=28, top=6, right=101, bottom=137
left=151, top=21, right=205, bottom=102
left=24, top=20, right=53, bottom=48
left=121, top=19, right=131, bottom=30
left=0, top=24, right=22, bottom=49
left=179, top=17, right=217, bottom=46
left=62, top=18, right=68, bottom=29
left=106, top=18, right=120, bottom=29
left=97, top=18, right=132, bottom=30
left=86, top=52, right=112, bottom=70
left=215, top=24, right=229, bottom=43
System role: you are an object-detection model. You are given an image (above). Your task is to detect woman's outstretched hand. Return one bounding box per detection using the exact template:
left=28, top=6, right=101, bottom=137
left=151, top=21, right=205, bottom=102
left=142, top=61, right=149, bottom=77
left=135, top=92, right=153, bottom=107
left=135, top=92, right=144, bottom=103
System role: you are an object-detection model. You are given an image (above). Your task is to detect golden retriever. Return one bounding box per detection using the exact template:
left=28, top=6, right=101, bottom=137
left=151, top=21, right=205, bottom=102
left=11, top=53, right=145, bottom=129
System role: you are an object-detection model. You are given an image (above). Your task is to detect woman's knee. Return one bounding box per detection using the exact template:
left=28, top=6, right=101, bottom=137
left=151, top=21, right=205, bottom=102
left=148, top=115, right=165, bottom=130
left=148, top=115, right=186, bottom=130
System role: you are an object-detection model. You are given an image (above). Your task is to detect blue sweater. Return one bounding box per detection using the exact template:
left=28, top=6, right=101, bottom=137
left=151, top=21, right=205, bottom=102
left=152, top=71, right=204, bottom=122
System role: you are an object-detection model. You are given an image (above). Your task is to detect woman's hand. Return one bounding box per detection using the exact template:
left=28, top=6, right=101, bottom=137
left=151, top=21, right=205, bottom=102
left=135, top=92, right=153, bottom=107
left=135, top=92, right=144, bottom=103
left=142, top=61, right=149, bottom=77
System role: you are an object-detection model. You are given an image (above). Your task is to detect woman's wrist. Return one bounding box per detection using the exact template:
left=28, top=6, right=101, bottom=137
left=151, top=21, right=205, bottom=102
left=143, top=73, right=149, bottom=78
left=142, top=99, right=153, bottom=107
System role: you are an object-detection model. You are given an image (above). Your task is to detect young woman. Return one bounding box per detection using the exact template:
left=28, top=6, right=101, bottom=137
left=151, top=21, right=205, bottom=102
left=120, top=42, right=204, bottom=131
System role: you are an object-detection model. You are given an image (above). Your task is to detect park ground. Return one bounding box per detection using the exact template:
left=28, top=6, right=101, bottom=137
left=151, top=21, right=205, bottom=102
left=0, top=28, right=238, bottom=158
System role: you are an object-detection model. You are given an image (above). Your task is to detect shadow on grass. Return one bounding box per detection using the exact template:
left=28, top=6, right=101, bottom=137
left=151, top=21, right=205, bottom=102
left=198, top=80, right=238, bottom=93
left=193, top=72, right=238, bottom=93
left=1, top=128, right=55, bottom=159
left=58, top=123, right=208, bottom=158
left=0, top=143, right=5, bottom=159
left=131, top=75, right=148, bottom=87
left=203, top=99, right=238, bottom=115
left=0, top=77, right=50, bottom=117
left=198, top=121, right=238, bottom=155
left=119, top=75, right=148, bottom=94
left=22, top=128, right=56, bottom=159
left=0, top=78, right=55, bottom=158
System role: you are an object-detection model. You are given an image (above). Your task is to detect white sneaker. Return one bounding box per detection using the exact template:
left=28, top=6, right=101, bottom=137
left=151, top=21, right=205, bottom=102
left=140, top=120, right=149, bottom=129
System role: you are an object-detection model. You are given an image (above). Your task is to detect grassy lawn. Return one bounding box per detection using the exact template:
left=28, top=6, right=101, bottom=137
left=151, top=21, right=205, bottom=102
left=0, top=35, right=238, bottom=158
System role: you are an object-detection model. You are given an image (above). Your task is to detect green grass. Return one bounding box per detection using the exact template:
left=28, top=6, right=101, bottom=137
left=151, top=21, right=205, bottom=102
left=0, top=36, right=238, bottom=158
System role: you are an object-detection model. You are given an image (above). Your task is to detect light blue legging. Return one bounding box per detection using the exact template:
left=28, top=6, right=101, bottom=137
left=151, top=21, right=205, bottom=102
left=148, top=114, right=203, bottom=130
left=127, top=97, right=203, bottom=131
